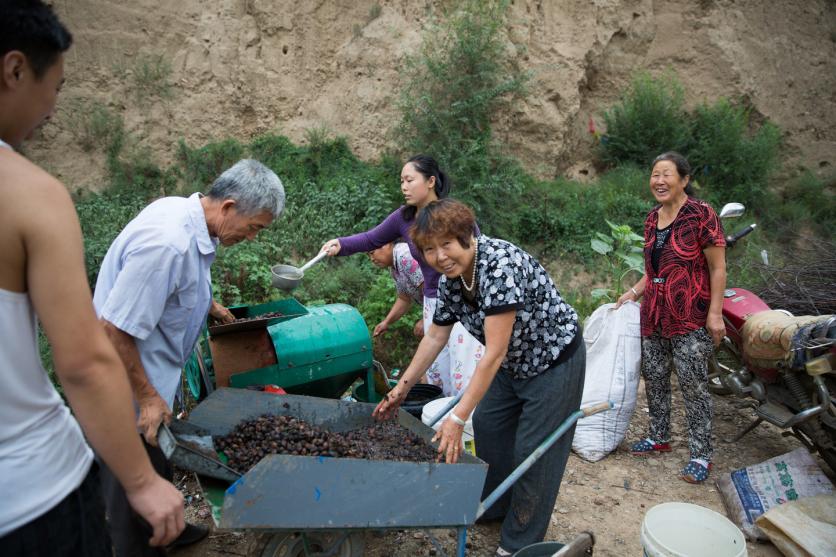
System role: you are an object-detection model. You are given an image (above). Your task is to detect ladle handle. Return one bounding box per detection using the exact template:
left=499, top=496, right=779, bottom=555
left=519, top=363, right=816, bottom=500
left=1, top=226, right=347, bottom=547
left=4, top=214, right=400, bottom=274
left=300, top=250, right=328, bottom=272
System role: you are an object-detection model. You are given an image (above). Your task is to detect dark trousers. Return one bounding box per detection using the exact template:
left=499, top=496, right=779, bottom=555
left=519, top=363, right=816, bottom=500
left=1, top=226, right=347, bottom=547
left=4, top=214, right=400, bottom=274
left=473, top=340, right=586, bottom=553
left=0, top=463, right=113, bottom=557
left=100, top=437, right=173, bottom=557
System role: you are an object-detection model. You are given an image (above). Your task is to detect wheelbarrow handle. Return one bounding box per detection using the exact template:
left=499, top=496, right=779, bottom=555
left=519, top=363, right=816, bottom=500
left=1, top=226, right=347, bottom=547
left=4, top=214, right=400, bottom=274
left=581, top=401, right=612, bottom=417
left=476, top=401, right=614, bottom=520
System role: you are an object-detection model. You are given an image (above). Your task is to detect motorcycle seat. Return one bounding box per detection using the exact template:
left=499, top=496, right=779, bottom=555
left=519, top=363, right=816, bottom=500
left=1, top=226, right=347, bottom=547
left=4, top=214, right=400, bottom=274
left=741, top=311, right=835, bottom=369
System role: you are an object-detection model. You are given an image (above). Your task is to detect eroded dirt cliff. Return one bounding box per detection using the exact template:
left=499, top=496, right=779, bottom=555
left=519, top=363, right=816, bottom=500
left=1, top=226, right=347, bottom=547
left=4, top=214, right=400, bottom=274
left=31, top=0, right=836, bottom=188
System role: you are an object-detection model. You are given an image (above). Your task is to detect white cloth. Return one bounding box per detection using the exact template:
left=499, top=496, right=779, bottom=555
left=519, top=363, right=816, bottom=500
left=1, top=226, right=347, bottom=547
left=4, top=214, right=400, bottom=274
left=0, top=138, right=11, bottom=150
left=423, top=296, right=449, bottom=387
left=0, top=288, right=92, bottom=536
left=93, top=193, right=217, bottom=409
left=446, top=324, right=484, bottom=396
left=423, top=296, right=483, bottom=396
left=572, top=301, right=641, bottom=461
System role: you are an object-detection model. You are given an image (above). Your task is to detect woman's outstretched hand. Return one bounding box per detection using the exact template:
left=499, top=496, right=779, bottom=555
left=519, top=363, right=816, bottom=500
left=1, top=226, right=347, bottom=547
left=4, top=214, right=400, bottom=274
left=372, top=383, right=407, bottom=421
left=322, top=239, right=341, bottom=256
left=433, top=417, right=465, bottom=464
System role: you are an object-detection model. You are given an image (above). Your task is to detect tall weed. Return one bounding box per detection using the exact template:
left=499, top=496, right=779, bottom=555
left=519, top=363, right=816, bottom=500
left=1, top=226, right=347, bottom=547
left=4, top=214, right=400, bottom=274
left=63, top=99, right=125, bottom=155
left=395, top=0, right=527, bottom=183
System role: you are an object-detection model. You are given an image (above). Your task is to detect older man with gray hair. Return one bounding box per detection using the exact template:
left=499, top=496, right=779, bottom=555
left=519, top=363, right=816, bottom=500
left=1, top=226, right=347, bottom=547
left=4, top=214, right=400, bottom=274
left=93, top=159, right=285, bottom=556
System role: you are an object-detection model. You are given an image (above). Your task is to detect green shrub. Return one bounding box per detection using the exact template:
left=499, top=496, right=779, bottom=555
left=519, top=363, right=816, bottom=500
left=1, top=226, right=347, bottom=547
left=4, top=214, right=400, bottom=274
left=64, top=100, right=125, bottom=155
left=515, top=165, right=648, bottom=256
left=75, top=190, right=148, bottom=286
left=107, top=143, right=177, bottom=196
left=600, top=71, right=690, bottom=167
left=356, top=273, right=422, bottom=369
left=690, top=98, right=781, bottom=208
left=767, top=171, right=836, bottom=235
left=131, top=53, right=173, bottom=103
left=599, top=73, right=782, bottom=212
left=395, top=0, right=527, bottom=183
left=177, top=138, right=246, bottom=191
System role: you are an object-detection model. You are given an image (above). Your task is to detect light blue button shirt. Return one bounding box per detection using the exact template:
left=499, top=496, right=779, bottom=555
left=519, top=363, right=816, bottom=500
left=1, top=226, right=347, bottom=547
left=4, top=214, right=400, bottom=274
left=93, top=193, right=217, bottom=409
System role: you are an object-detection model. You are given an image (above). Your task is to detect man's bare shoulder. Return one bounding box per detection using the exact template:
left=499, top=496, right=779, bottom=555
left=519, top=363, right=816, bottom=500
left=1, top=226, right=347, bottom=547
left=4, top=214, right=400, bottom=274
left=0, top=149, right=74, bottom=223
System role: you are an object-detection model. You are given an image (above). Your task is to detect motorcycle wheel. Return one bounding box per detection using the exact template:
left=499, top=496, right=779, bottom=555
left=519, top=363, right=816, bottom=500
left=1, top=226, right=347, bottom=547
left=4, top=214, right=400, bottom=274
left=784, top=375, right=836, bottom=474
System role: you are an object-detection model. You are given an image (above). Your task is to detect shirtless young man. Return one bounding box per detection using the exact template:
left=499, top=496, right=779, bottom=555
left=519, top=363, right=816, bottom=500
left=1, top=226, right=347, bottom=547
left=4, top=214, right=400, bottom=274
left=0, top=1, right=184, bottom=555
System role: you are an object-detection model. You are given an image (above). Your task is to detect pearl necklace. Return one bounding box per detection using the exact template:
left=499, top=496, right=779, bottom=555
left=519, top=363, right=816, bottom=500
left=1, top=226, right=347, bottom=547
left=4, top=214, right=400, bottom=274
left=460, top=242, right=479, bottom=292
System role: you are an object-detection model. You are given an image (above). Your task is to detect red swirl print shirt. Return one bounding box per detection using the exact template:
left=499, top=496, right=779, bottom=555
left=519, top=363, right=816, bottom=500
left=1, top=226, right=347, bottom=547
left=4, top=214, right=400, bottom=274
left=640, top=197, right=725, bottom=338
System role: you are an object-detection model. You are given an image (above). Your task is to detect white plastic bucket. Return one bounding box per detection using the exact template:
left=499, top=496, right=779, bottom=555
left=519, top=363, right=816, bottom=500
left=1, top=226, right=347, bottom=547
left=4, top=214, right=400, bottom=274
left=641, top=502, right=747, bottom=557
left=421, top=396, right=476, bottom=455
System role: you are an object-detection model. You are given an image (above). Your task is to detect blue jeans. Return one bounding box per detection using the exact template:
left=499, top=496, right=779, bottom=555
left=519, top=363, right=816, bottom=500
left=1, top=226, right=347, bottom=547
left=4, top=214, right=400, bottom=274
left=473, top=336, right=586, bottom=552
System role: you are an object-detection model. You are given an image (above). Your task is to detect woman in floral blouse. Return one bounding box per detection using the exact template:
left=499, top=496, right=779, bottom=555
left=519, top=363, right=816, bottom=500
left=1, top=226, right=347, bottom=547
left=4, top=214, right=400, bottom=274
left=374, top=199, right=585, bottom=557
left=368, top=242, right=425, bottom=338
left=369, top=241, right=483, bottom=396
left=617, top=151, right=726, bottom=484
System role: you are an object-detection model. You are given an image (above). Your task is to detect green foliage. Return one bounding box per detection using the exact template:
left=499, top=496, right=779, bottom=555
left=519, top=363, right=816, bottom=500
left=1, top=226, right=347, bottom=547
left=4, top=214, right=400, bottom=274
left=395, top=0, right=528, bottom=182
left=765, top=171, right=836, bottom=235
left=106, top=142, right=178, bottom=196
left=211, top=240, right=278, bottom=306
left=600, top=71, right=690, bottom=167
left=130, top=53, right=173, bottom=103
left=177, top=138, right=246, bottom=190
left=690, top=98, right=781, bottom=208
left=290, top=258, right=379, bottom=309
left=63, top=100, right=125, bottom=155
left=562, top=289, right=598, bottom=324
left=589, top=221, right=644, bottom=302
left=38, top=327, right=60, bottom=397
left=75, top=190, right=148, bottom=286
left=249, top=133, right=392, bottom=196
left=599, top=73, right=782, bottom=212
left=515, top=165, right=648, bottom=256
left=356, top=273, right=422, bottom=369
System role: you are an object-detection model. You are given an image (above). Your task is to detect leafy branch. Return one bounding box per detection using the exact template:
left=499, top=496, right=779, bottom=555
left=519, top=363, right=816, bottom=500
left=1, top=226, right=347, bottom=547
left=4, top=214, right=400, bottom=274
left=590, top=220, right=644, bottom=303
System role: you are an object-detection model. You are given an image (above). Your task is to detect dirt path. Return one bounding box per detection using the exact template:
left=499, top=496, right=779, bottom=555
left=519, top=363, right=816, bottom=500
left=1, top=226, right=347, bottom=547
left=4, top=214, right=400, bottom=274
left=172, top=381, right=832, bottom=556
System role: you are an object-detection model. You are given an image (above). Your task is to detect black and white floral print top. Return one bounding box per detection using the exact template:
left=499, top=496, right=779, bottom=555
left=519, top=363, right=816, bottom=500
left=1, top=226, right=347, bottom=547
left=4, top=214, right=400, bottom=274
left=433, top=235, right=579, bottom=379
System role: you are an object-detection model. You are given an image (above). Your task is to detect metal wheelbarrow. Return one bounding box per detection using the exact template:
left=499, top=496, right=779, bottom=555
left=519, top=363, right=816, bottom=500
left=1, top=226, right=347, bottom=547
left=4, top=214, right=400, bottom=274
left=169, top=388, right=612, bottom=557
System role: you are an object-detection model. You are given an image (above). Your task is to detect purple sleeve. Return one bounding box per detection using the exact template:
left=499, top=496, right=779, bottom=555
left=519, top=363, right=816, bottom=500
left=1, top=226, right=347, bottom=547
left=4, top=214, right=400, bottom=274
left=337, top=208, right=406, bottom=256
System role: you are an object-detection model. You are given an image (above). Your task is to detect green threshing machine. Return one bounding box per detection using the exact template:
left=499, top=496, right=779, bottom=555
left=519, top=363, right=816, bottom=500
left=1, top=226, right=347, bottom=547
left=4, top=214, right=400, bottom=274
left=184, top=297, right=382, bottom=403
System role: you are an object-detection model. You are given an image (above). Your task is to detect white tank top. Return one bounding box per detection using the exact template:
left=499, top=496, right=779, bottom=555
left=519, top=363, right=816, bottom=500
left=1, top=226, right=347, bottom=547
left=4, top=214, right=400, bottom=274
left=0, top=288, right=93, bottom=535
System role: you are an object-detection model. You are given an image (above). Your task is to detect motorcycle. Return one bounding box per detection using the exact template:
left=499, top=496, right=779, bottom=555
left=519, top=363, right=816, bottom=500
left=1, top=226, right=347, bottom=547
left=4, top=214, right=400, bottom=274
left=708, top=202, right=836, bottom=471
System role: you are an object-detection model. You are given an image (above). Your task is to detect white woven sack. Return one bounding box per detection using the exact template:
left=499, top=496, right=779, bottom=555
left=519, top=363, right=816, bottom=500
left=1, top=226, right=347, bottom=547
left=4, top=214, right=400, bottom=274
left=572, top=301, right=641, bottom=462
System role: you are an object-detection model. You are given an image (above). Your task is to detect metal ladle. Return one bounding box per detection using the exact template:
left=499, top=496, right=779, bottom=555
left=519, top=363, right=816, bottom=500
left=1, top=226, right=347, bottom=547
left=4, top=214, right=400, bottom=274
left=270, top=250, right=329, bottom=291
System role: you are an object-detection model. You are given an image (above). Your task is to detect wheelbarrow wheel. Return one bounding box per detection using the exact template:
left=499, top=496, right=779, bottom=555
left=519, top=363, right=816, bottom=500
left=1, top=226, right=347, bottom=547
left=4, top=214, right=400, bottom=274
left=247, top=530, right=364, bottom=557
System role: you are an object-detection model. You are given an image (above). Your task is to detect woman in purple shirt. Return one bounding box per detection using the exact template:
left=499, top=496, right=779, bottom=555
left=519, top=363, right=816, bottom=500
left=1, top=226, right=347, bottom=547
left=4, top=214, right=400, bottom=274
left=322, top=154, right=475, bottom=387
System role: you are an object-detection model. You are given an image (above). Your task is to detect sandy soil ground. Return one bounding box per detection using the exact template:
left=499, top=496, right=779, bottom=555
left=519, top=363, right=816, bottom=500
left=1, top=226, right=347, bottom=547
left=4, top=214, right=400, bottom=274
left=170, top=379, right=832, bottom=556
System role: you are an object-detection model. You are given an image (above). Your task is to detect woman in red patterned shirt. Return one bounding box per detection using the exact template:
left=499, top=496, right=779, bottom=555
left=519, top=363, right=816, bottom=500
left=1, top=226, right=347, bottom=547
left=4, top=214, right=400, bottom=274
left=616, top=152, right=726, bottom=484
